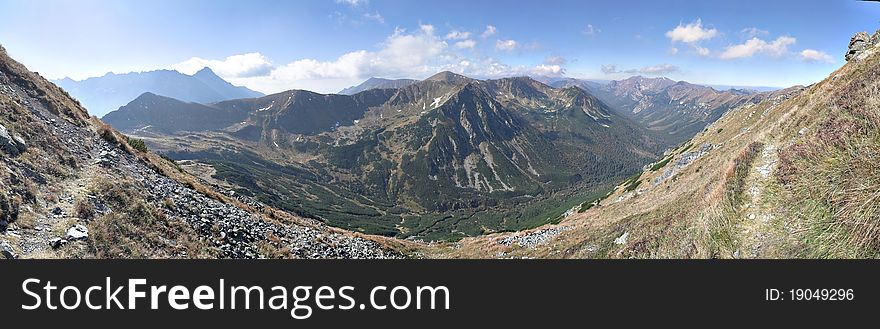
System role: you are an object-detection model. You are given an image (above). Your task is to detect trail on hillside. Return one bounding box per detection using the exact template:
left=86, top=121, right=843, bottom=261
left=16, top=146, right=102, bottom=258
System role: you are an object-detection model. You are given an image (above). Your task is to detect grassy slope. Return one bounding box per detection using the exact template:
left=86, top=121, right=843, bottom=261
left=425, top=45, right=880, bottom=259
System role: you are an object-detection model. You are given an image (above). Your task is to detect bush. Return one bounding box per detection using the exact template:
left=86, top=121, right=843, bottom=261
left=74, top=199, right=95, bottom=220
left=650, top=157, right=673, bottom=172
left=98, top=124, right=118, bottom=144
left=126, top=137, right=148, bottom=153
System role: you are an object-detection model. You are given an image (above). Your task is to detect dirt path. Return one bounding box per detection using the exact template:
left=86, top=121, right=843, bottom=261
left=735, top=142, right=779, bottom=258
left=13, top=146, right=101, bottom=258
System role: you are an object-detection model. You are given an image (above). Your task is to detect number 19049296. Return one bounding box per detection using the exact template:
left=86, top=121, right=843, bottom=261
left=766, top=289, right=854, bottom=301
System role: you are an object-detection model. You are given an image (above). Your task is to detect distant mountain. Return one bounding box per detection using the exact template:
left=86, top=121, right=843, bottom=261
left=338, top=77, right=417, bottom=95
left=582, top=76, right=776, bottom=144
left=53, top=67, right=263, bottom=117
left=541, top=77, right=609, bottom=92
left=705, top=84, right=780, bottom=92
left=447, top=30, right=880, bottom=259
left=102, top=92, right=251, bottom=134
left=104, top=71, right=660, bottom=240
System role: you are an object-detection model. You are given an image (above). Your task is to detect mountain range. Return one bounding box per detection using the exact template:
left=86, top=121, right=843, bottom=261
left=547, top=76, right=787, bottom=145
left=0, top=44, right=401, bottom=259
left=3, top=28, right=879, bottom=259
left=102, top=71, right=665, bottom=240
left=338, top=77, right=418, bottom=95
left=435, top=29, right=880, bottom=259
left=53, top=67, right=263, bottom=118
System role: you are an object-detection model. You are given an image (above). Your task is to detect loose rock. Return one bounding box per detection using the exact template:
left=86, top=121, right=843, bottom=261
left=0, top=124, right=26, bottom=156
left=49, top=238, right=68, bottom=249
left=66, top=224, right=89, bottom=241
left=1, top=240, right=16, bottom=259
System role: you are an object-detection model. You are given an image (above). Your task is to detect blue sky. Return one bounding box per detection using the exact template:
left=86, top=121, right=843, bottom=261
left=1, top=0, right=878, bottom=93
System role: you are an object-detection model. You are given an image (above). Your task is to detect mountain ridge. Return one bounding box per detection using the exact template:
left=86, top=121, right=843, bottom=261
left=53, top=67, right=263, bottom=117
left=338, top=77, right=418, bottom=95
left=102, top=71, right=660, bottom=240
left=434, top=29, right=880, bottom=259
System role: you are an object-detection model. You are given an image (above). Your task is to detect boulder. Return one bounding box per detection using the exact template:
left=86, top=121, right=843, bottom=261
left=0, top=124, right=26, bottom=156
left=0, top=192, right=19, bottom=231
left=0, top=240, right=16, bottom=259
left=49, top=238, right=68, bottom=249
left=66, top=224, right=89, bottom=241
left=846, top=31, right=879, bottom=62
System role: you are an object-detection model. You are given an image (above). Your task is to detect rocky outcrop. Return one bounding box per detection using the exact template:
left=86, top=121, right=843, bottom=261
left=845, top=30, right=880, bottom=62
left=0, top=192, right=20, bottom=231
left=0, top=240, right=15, bottom=259
left=65, top=224, right=89, bottom=241
left=0, top=124, right=26, bottom=156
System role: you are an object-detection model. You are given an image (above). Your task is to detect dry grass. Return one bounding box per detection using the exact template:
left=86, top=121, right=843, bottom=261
left=774, top=57, right=880, bottom=257
left=707, top=141, right=764, bottom=257
left=73, top=178, right=216, bottom=259
left=74, top=198, right=95, bottom=220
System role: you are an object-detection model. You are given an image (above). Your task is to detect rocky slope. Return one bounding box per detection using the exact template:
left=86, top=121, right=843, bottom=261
left=0, top=45, right=403, bottom=259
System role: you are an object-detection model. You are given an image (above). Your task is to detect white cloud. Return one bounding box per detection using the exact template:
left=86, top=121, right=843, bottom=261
left=668, top=47, right=679, bottom=55
left=172, top=53, right=273, bottom=78
left=544, top=56, right=567, bottom=65
left=481, top=25, right=497, bottom=38
left=436, top=56, right=561, bottom=79
left=186, top=25, right=446, bottom=93
left=172, top=23, right=564, bottom=94
left=532, top=64, right=563, bottom=77
left=764, top=36, right=796, bottom=57
left=445, top=30, right=471, bottom=40
left=362, top=11, right=384, bottom=24
left=695, top=46, right=711, bottom=57
left=600, top=64, right=619, bottom=74
left=601, top=63, right=679, bottom=76
left=639, top=64, right=679, bottom=75
left=719, top=36, right=796, bottom=59
left=583, top=24, right=599, bottom=36
left=495, top=39, right=518, bottom=51
left=800, top=49, right=834, bottom=63
left=666, top=19, right=718, bottom=44
left=719, top=38, right=764, bottom=59
left=336, top=0, right=367, bottom=7
left=741, top=27, right=769, bottom=38
left=454, top=39, right=476, bottom=49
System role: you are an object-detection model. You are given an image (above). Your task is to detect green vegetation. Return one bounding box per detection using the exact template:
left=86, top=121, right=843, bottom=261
left=678, top=142, right=694, bottom=154
left=622, top=172, right=642, bottom=192
left=773, top=61, right=880, bottom=257
left=578, top=190, right=613, bottom=213
left=650, top=157, right=673, bottom=172
left=184, top=147, right=628, bottom=241
left=126, top=136, right=148, bottom=153
left=708, top=141, right=764, bottom=257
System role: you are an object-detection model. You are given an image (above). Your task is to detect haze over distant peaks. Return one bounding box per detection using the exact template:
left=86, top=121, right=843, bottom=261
left=338, top=77, right=418, bottom=95
left=53, top=67, right=263, bottom=118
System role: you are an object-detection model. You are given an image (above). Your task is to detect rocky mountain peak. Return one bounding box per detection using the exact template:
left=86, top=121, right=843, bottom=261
left=193, top=66, right=220, bottom=78
left=425, top=71, right=472, bottom=84
left=846, top=29, right=880, bottom=62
